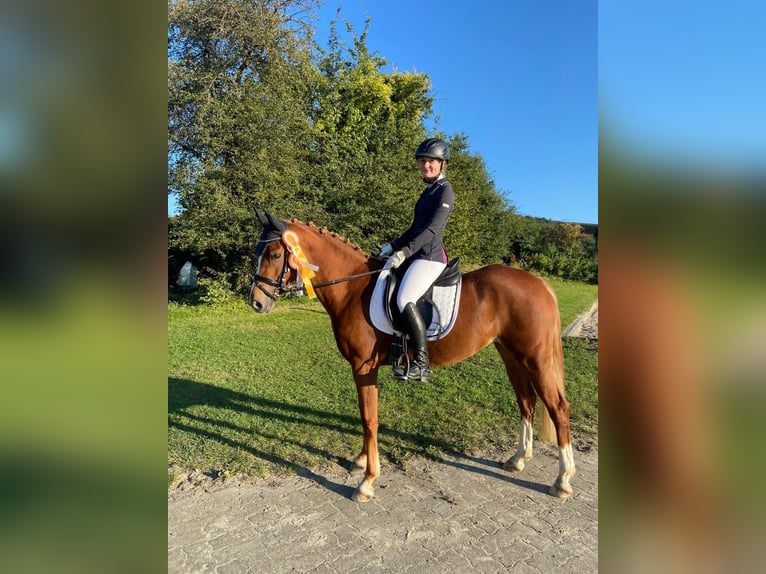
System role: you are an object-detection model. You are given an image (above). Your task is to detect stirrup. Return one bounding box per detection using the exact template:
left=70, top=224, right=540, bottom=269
left=393, top=365, right=409, bottom=381
left=391, top=351, right=409, bottom=380
left=390, top=334, right=409, bottom=380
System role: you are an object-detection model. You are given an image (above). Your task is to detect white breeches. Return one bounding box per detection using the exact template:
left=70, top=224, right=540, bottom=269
left=396, top=259, right=447, bottom=312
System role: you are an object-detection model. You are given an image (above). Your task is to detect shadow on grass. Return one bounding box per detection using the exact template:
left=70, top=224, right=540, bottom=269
left=169, top=418, right=356, bottom=499
left=280, top=305, right=329, bottom=315
left=169, top=377, right=361, bottom=430
left=168, top=289, right=204, bottom=306
left=168, top=377, right=554, bottom=498
left=168, top=377, right=457, bottom=499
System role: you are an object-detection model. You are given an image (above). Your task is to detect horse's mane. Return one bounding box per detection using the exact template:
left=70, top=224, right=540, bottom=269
left=290, top=219, right=368, bottom=259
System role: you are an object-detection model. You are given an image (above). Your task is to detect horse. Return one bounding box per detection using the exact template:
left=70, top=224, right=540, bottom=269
left=248, top=210, right=575, bottom=502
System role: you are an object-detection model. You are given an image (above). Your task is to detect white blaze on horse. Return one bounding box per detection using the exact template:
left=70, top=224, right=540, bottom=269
left=249, top=210, right=575, bottom=502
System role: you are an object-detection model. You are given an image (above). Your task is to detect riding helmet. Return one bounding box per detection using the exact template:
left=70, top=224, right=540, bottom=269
left=415, top=138, right=450, bottom=162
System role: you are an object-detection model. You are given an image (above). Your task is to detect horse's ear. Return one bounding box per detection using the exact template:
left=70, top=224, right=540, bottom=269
left=265, top=212, right=288, bottom=232
left=254, top=208, right=268, bottom=226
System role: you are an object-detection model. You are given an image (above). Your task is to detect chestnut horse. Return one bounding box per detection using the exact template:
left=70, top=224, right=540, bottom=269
left=249, top=211, right=575, bottom=502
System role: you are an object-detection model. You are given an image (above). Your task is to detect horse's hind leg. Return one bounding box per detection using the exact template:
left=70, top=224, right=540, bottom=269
left=495, top=343, right=537, bottom=473
left=497, top=341, right=576, bottom=497
left=533, top=361, right=576, bottom=498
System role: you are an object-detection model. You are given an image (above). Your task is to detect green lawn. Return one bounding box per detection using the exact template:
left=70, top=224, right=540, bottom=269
left=168, top=279, right=597, bottom=483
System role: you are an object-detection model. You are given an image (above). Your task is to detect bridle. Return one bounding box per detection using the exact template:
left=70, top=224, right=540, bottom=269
left=249, top=239, right=299, bottom=301
left=250, top=237, right=382, bottom=302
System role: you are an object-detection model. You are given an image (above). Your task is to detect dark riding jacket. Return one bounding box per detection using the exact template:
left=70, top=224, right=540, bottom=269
left=390, top=176, right=455, bottom=263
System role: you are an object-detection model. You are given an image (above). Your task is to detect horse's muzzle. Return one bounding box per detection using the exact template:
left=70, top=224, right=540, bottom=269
left=248, top=284, right=275, bottom=313
left=249, top=297, right=275, bottom=313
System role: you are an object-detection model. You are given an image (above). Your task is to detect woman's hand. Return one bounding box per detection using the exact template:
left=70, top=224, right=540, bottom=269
left=388, top=251, right=406, bottom=269
left=377, top=243, right=394, bottom=258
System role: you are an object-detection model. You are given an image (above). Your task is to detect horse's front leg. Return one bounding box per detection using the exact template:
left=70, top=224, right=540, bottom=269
left=352, top=371, right=380, bottom=503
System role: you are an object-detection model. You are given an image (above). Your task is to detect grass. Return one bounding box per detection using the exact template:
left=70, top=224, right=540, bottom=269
left=168, top=279, right=597, bottom=483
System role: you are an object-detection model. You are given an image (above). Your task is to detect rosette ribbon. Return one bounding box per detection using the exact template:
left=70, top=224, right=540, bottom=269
left=281, top=230, right=319, bottom=298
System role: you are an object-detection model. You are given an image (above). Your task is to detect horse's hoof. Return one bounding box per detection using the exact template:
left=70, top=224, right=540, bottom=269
left=549, top=482, right=573, bottom=498
left=352, top=488, right=374, bottom=503
left=503, top=456, right=526, bottom=472
left=352, top=479, right=375, bottom=503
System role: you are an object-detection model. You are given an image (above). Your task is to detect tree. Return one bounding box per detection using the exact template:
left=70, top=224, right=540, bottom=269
left=507, top=217, right=598, bottom=283
left=168, top=0, right=320, bottom=290
left=167, top=2, right=536, bottom=292
left=305, top=18, right=433, bottom=251
left=445, top=133, right=519, bottom=264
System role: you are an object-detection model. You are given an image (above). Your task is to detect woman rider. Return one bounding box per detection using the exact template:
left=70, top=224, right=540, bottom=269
left=377, top=138, right=455, bottom=382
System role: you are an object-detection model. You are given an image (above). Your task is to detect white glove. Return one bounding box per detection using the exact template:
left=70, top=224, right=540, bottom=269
left=377, top=243, right=394, bottom=258
left=388, top=250, right=406, bottom=269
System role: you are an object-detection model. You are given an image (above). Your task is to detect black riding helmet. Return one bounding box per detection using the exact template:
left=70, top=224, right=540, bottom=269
left=415, top=138, right=450, bottom=162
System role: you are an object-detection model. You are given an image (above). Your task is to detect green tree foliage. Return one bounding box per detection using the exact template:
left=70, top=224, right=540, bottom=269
left=168, top=0, right=320, bottom=290
left=304, top=19, right=433, bottom=251
left=445, top=134, right=518, bottom=264
left=508, top=218, right=598, bottom=283
left=167, top=1, right=596, bottom=293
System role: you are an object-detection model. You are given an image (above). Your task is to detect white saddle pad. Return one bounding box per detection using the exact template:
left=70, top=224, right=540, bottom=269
left=369, top=269, right=462, bottom=340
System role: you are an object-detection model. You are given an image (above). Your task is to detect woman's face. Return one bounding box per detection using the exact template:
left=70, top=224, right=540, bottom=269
left=417, top=157, right=442, bottom=180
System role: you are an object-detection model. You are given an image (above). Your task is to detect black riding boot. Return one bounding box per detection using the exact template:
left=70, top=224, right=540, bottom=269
left=401, top=303, right=430, bottom=382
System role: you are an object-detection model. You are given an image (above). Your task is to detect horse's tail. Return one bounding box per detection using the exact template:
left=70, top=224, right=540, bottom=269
left=539, top=280, right=565, bottom=443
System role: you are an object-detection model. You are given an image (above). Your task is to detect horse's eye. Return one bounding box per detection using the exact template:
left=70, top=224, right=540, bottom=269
left=270, top=251, right=282, bottom=261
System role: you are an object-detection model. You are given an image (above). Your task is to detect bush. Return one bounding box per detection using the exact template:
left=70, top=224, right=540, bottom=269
left=508, top=219, right=598, bottom=284
left=198, top=273, right=235, bottom=305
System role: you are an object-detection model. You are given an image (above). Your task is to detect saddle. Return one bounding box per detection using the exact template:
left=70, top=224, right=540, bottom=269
left=386, top=258, right=461, bottom=331
left=369, top=258, right=462, bottom=342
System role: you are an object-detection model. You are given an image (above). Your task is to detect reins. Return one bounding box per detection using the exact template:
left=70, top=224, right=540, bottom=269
left=312, top=268, right=382, bottom=289
left=251, top=240, right=383, bottom=300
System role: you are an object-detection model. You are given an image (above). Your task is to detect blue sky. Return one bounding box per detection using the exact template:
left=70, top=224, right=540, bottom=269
left=599, top=0, right=766, bottom=174
left=313, top=0, right=598, bottom=223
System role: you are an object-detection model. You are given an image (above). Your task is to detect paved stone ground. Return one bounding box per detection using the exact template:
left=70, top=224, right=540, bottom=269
left=562, top=302, right=598, bottom=340
left=168, top=439, right=597, bottom=573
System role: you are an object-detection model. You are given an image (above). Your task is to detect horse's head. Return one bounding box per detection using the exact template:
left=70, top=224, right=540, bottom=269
left=248, top=209, right=300, bottom=313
